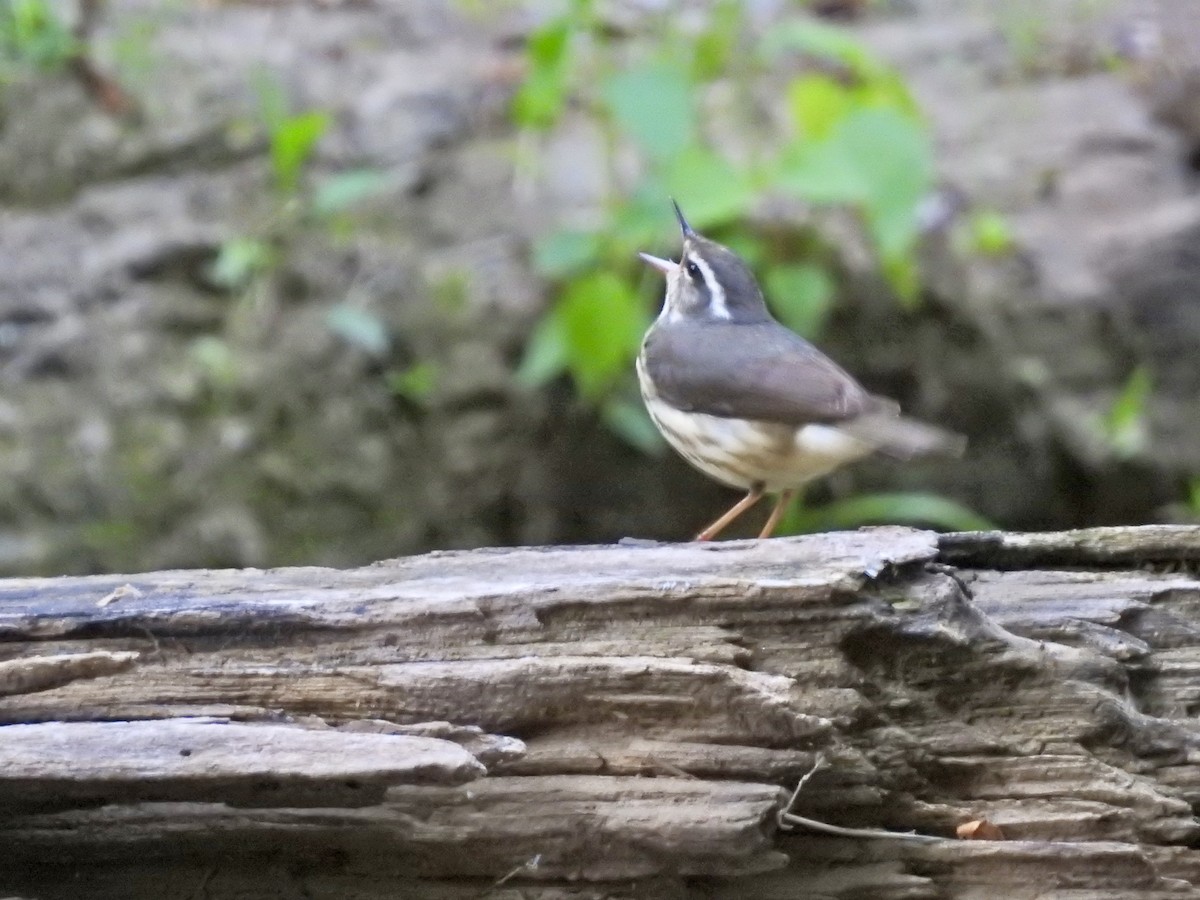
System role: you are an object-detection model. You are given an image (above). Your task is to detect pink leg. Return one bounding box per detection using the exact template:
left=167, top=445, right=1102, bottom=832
left=757, top=489, right=795, bottom=539
left=695, top=485, right=765, bottom=541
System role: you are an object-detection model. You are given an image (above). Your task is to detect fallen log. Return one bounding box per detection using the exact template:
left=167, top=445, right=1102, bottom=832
left=2, top=526, right=1200, bottom=898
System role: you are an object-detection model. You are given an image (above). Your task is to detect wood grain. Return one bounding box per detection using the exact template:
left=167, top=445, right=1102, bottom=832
left=3, top=526, right=1200, bottom=898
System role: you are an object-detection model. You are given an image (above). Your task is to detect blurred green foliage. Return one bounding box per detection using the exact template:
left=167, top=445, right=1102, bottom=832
left=782, top=491, right=995, bottom=534
left=386, top=362, right=438, bottom=407
left=514, top=2, right=935, bottom=442
left=513, top=1, right=989, bottom=531
left=1103, top=365, right=1152, bottom=460
left=0, top=0, right=77, bottom=76
left=964, top=209, right=1016, bottom=256
left=1187, top=477, right=1200, bottom=519
left=204, top=80, right=419, bottom=399
left=209, top=80, right=392, bottom=290
left=270, top=111, right=331, bottom=195
left=209, top=235, right=276, bottom=292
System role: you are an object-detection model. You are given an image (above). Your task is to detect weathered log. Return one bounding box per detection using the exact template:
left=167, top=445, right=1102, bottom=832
left=3, top=527, right=1200, bottom=898
left=0, top=720, right=486, bottom=814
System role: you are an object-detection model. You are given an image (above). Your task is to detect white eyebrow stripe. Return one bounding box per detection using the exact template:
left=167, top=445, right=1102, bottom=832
left=688, top=254, right=730, bottom=320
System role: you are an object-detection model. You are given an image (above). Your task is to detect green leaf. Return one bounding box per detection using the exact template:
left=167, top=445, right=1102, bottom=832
left=528, top=16, right=571, bottom=67
left=532, top=230, right=603, bottom=278
left=1104, top=366, right=1152, bottom=458
left=511, top=18, right=572, bottom=129
left=787, top=74, right=852, bottom=140
left=558, top=271, right=647, bottom=399
left=1188, top=477, right=1200, bottom=515
left=387, top=363, right=437, bottom=403
left=326, top=306, right=390, bottom=357
left=781, top=492, right=995, bottom=535
left=775, top=138, right=867, bottom=205
left=855, top=70, right=920, bottom=120
left=311, top=170, right=389, bottom=217
left=0, top=0, right=77, bottom=71
left=602, top=60, right=693, bottom=161
left=761, top=19, right=921, bottom=119
left=831, top=108, right=933, bottom=261
left=517, top=310, right=569, bottom=386
left=271, top=111, right=330, bottom=194
left=663, top=146, right=755, bottom=229
left=763, top=263, right=835, bottom=338
left=209, top=238, right=273, bottom=290
left=512, top=64, right=568, bottom=130
left=760, top=20, right=875, bottom=75
left=967, top=210, right=1015, bottom=256
left=431, top=272, right=470, bottom=313
left=779, top=92, right=933, bottom=278
left=691, top=0, right=742, bottom=80
left=190, top=336, right=239, bottom=389
left=601, top=396, right=664, bottom=454
left=882, top=253, right=921, bottom=308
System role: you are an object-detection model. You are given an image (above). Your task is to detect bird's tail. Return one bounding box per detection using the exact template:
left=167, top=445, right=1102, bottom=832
left=843, top=406, right=966, bottom=460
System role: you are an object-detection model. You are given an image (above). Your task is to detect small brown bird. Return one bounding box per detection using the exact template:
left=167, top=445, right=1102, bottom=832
left=637, top=202, right=964, bottom=541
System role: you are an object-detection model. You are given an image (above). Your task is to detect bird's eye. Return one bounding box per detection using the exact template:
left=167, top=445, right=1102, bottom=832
left=684, top=259, right=701, bottom=280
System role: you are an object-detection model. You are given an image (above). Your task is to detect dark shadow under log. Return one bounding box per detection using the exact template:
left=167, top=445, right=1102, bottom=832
left=3, top=526, right=1200, bottom=898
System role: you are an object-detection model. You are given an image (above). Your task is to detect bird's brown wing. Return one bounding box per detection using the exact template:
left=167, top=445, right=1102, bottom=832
left=642, top=321, right=886, bottom=426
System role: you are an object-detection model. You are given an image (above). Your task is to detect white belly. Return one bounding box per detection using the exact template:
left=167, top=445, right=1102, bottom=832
left=637, top=358, right=871, bottom=492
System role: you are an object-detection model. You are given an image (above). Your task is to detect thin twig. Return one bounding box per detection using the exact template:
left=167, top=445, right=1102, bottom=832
left=482, top=854, right=542, bottom=895
left=777, top=754, right=944, bottom=844
left=780, top=811, right=944, bottom=843
left=69, top=0, right=138, bottom=118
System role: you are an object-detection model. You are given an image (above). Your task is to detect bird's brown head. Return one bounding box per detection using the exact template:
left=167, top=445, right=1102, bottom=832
left=639, top=201, right=769, bottom=325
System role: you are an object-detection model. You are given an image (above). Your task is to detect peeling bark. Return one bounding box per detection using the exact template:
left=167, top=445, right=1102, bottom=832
left=3, top=526, right=1200, bottom=898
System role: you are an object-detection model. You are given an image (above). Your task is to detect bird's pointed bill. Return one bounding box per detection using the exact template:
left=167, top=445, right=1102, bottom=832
left=671, top=199, right=694, bottom=237
left=639, top=252, right=677, bottom=274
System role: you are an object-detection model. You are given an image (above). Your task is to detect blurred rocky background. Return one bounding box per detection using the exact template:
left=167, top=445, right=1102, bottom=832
left=1, top=0, right=1199, bottom=575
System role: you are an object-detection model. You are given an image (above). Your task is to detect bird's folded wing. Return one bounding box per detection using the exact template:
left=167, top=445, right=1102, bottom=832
left=643, top=322, right=883, bottom=426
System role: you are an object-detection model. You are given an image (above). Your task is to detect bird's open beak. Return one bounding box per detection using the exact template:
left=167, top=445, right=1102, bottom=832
left=638, top=252, right=677, bottom=275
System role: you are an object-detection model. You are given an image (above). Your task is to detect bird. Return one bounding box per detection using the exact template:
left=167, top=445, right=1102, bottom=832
left=636, top=201, right=965, bottom=541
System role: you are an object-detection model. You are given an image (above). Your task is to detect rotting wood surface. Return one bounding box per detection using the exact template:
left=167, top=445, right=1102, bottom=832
left=4, top=526, right=1200, bottom=898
